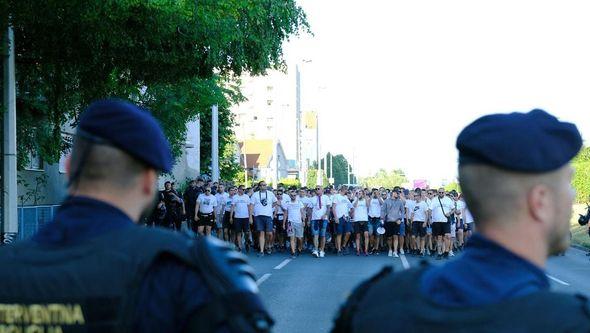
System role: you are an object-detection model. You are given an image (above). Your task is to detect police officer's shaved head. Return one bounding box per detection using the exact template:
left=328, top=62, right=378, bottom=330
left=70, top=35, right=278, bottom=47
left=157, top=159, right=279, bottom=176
left=457, top=109, right=582, bottom=255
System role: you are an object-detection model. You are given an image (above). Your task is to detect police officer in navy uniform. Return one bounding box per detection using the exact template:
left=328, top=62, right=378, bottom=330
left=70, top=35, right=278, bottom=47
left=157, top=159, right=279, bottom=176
left=0, top=99, right=273, bottom=333
left=332, top=109, right=590, bottom=332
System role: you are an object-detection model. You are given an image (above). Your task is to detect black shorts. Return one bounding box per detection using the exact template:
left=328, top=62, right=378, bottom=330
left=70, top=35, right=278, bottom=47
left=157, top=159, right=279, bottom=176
left=274, top=217, right=285, bottom=233
left=432, top=222, right=450, bottom=236
left=197, top=212, right=215, bottom=227
left=385, top=221, right=400, bottom=237
left=412, top=221, right=426, bottom=237
left=465, top=223, right=473, bottom=232
left=222, top=211, right=232, bottom=229
left=233, top=218, right=250, bottom=233
left=351, top=222, right=368, bottom=234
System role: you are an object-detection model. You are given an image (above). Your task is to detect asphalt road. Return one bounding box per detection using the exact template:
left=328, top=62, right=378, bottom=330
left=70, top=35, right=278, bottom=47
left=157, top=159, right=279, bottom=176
left=245, top=246, right=590, bottom=333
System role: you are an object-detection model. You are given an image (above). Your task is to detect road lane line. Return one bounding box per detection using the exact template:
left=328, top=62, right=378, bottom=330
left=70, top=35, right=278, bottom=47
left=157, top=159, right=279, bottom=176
left=256, top=273, right=272, bottom=286
left=274, top=259, right=292, bottom=270
left=400, top=254, right=411, bottom=270
left=547, top=274, right=570, bottom=286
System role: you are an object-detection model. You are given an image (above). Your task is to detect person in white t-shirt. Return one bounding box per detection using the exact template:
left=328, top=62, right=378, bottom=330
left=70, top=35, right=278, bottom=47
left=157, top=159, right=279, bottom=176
left=332, top=186, right=353, bottom=255
left=455, top=194, right=466, bottom=250
left=273, top=189, right=287, bottom=252
left=214, top=184, right=229, bottom=239
left=353, top=190, right=370, bottom=256
left=463, top=202, right=475, bottom=240
left=411, top=189, right=430, bottom=257
left=309, top=187, right=332, bottom=258
left=405, top=193, right=417, bottom=254
left=283, top=189, right=306, bottom=258
left=220, top=186, right=235, bottom=243
left=230, top=185, right=252, bottom=252
left=425, top=189, right=435, bottom=255
left=367, top=189, right=383, bottom=254
left=249, top=181, right=278, bottom=256
left=194, top=187, right=217, bottom=236
left=428, top=188, right=456, bottom=259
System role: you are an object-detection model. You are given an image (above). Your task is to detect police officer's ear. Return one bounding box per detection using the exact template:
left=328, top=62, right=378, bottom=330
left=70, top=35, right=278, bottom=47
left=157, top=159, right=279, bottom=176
left=140, top=169, right=158, bottom=197
left=527, top=184, right=554, bottom=226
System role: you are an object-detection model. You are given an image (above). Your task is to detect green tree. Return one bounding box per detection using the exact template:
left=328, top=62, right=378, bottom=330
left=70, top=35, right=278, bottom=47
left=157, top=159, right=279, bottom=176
left=306, top=168, right=329, bottom=188
left=572, top=146, right=590, bottom=203
left=2, top=0, right=309, bottom=177
left=360, top=169, right=408, bottom=189
left=444, top=182, right=461, bottom=193
left=321, top=153, right=352, bottom=186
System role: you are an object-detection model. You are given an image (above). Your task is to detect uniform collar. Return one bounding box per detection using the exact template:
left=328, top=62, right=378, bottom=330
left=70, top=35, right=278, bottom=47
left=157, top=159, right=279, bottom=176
left=33, top=196, right=135, bottom=246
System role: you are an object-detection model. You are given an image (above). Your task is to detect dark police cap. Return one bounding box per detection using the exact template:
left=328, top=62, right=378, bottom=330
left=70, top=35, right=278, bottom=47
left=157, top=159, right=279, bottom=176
left=457, top=109, right=582, bottom=173
left=78, top=99, right=173, bottom=173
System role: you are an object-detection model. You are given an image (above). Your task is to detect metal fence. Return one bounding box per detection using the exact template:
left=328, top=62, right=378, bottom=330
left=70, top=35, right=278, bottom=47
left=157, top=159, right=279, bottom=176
left=17, top=205, right=60, bottom=240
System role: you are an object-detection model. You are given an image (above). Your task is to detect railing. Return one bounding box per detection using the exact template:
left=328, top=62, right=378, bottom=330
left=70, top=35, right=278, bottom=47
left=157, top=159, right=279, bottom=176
left=17, top=205, right=60, bottom=240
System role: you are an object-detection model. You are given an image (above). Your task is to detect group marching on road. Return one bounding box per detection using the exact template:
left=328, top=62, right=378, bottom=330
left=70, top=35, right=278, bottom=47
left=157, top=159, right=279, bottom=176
left=148, top=178, right=475, bottom=261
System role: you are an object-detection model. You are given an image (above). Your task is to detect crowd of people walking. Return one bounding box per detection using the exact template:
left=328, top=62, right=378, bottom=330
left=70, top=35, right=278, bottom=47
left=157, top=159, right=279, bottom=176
left=146, top=178, right=475, bottom=260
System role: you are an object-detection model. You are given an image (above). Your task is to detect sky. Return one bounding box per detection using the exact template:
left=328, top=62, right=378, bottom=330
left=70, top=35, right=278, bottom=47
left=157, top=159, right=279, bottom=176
left=277, top=0, right=590, bottom=186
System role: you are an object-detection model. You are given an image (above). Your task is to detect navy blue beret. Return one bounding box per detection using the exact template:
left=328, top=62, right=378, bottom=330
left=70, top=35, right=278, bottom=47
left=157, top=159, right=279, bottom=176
left=78, top=99, right=173, bottom=173
left=457, top=109, right=582, bottom=173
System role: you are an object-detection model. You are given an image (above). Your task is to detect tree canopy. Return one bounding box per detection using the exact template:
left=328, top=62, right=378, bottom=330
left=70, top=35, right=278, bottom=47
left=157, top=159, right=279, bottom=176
left=360, top=168, right=408, bottom=189
left=2, top=0, right=309, bottom=180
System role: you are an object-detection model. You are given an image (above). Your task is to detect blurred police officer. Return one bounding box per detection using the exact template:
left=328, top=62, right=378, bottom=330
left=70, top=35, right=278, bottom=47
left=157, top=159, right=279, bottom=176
left=332, top=109, right=590, bottom=332
left=0, top=100, right=272, bottom=333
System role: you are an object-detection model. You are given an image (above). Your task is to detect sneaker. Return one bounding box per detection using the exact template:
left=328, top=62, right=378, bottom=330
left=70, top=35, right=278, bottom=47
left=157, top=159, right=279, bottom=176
left=421, top=252, right=426, bottom=258
left=388, top=250, right=393, bottom=257
left=443, top=252, right=449, bottom=259
left=291, top=253, right=297, bottom=259
left=337, top=251, right=343, bottom=256
left=393, top=252, right=399, bottom=258
left=363, top=251, right=369, bottom=257
left=319, top=251, right=325, bottom=258
left=312, top=250, right=319, bottom=258
left=449, top=251, right=455, bottom=257
left=436, top=254, right=442, bottom=260
left=356, top=251, right=360, bottom=256
left=257, top=252, right=265, bottom=257
left=400, top=249, right=405, bottom=255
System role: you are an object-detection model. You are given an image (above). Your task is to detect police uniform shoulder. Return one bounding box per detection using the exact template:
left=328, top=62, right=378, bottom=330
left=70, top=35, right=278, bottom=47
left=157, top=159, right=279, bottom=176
left=456, top=109, right=582, bottom=172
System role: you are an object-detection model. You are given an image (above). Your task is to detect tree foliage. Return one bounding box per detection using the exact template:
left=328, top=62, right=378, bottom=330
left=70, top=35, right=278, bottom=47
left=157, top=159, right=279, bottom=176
left=360, top=169, right=408, bottom=189
left=2, top=0, right=309, bottom=177
left=321, top=153, right=352, bottom=186
left=573, top=146, right=590, bottom=203
left=305, top=168, right=329, bottom=188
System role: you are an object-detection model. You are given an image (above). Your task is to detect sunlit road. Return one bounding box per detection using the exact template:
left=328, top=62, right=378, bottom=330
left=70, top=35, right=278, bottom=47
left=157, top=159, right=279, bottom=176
left=245, top=246, right=590, bottom=333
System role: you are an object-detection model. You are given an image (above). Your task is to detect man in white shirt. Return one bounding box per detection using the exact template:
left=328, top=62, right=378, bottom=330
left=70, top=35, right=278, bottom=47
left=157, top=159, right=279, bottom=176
left=463, top=203, right=475, bottom=240
left=411, top=189, right=430, bottom=257
left=367, top=189, right=384, bottom=254
left=332, top=186, right=353, bottom=255
left=428, top=188, right=456, bottom=259
left=221, top=186, right=235, bottom=243
left=309, top=187, right=332, bottom=258
left=194, top=187, right=217, bottom=236
left=249, top=181, right=278, bottom=256
left=454, top=193, right=466, bottom=250
left=214, top=184, right=229, bottom=239
left=283, top=188, right=306, bottom=258
left=405, top=193, right=417, bottom=254
left=230, top=185, right=251, bottom=252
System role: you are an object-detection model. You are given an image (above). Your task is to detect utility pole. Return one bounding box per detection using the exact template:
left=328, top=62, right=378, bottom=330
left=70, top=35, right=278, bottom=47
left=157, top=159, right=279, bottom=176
left=2, top=26, right=17, bottom=244
left=211, top=105, right=219, bottom=182
left=295, top=65, right=301, bottom=181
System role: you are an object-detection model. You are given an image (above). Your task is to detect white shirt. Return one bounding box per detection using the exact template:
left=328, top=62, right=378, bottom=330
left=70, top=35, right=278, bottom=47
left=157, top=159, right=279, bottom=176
left=333, top=194, right=353, bottom=218
left=197, top=194, right=217, bottom=214
left=405, top=200, right=416, bottom=221
left=232, top=194, right=251, bottom=218
left=412, top=200, right=429, bottom=222
left=250, top=190, right=277, bottom=217
left=368, top=197, right=382, bottom=218
left=353, top=198, right=369, bottom=222
left=224, top=195, right=234, bottom=212
left=455, top=200, right=466, bottom=219
left=283, top=199, right=305, bottom=224
left=310, top=194, right=331, bottom=220
left=429, top=196, right=455, bottom=223
left=215, top=192, right=229, bottom=213
left=464, top=207, right=475, bottom=224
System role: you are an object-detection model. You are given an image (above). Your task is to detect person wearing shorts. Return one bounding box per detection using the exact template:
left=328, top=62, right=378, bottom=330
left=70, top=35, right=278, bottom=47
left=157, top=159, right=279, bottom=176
left=332, top=186, right=353, bottom=255
left=231, top=185, right=252, bottom=252
left=309, top=187, right=331, bottom=258
left=367, top=189, right=384, bottom=254
left=429, top=188, right=455, bottom=260
left=353, top=190, right=370, bottom=256
left=220, top=186, right=235, bottom=243
left=411, top=189, right=429, bottom=257
left=382, top=189, right=404, bottom=258
left=273, top=190, right=286, bottom=252
left=194, top=187, right=217, bottom=236
left=249, top=181, right=278, bottom=256
left=283, top=189, right=306, bottom=258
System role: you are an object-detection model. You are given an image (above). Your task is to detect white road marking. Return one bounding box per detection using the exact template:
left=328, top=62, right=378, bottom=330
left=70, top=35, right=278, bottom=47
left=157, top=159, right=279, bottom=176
left=547, top=274, right=570, bottom=286
left=400, top=254, right=411, bottom=270
left=256, top=273, right=272, bottom=286
left=274, top=259, right=292, bottom=270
